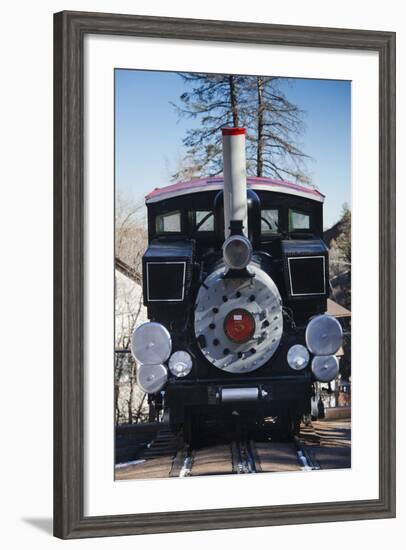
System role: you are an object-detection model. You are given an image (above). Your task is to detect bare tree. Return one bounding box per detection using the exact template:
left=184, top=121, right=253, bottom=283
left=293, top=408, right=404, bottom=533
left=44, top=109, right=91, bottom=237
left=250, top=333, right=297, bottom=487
left=171, top=73, right=251, bottom=180
left=335, top=204, right=351, bottom=265
left=246, top=77, right=310, bottom=182
left=127, top=361, right=136, bottom=424
left=115, top=273, right=148, bottom=425
left=114, top=193, right=149, bottom=424
left=171, top=152, right=203, bottom=182
left=114, top=356, right=125, bottom=424
left=172, top=72, right=311, bottom=184
left=115, top=192, right=147, bottom=273
left=327, top=204, right=352, bottom=310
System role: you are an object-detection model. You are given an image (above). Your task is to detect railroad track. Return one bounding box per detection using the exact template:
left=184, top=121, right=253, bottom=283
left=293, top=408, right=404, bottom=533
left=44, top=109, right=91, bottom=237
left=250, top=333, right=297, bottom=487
left=232, top=440, right=257, bottom=474
left=168, top=435, right=319, bottom=478
left=115, top=420, right=349, bottom=480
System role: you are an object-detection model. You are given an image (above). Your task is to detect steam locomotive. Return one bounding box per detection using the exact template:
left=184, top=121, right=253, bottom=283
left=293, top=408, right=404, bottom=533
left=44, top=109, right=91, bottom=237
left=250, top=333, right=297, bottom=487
left=131, top=128, right=342, bottom=442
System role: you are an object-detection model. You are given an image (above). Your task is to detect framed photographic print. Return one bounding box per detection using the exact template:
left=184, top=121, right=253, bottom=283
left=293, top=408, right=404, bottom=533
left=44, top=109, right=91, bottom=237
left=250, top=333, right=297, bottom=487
left=54, top=11, right=396, bottom=539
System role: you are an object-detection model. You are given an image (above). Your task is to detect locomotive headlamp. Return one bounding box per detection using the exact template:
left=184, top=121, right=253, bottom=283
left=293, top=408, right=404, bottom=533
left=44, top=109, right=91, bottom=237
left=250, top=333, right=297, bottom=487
left=305, top=314, right=343, bottom=356
left=311, top=354, right=339, bottom=382
left=137, top=363, right=168, bottom=394
left=131, top=322, right=172, bottom=365
left=168, top=350, right=193, bottom=378
left=222, top=234, right=253, bottom=270
left=287, top=344, right=310, bottom=370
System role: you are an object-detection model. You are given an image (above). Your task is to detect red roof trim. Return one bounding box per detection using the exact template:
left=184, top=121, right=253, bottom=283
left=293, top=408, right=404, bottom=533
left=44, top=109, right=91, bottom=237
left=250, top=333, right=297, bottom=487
left=145, top=176, right=324, bottom=202
left=221, top=127, right=246, bottom=136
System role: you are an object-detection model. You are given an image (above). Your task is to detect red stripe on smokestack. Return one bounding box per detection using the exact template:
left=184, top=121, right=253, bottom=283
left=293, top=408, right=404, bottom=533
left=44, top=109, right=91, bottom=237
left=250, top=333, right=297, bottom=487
left=222, top=127, right=248, bottom=237
left=221, top=128, right=246, bottom=136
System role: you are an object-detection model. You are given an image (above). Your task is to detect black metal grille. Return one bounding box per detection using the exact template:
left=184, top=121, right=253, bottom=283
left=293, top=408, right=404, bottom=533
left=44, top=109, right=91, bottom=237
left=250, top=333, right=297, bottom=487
left=288, top=256, right=325, bottom=296
left=146, top=262, right=185, bottom=301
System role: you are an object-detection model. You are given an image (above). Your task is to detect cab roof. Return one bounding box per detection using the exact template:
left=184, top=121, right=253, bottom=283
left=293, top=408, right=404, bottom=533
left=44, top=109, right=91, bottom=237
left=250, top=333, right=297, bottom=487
left=145, top=176, right=324, bottom=204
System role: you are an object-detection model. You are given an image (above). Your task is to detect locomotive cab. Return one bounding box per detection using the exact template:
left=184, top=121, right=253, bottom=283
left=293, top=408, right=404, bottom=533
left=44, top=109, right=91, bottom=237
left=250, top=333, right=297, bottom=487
left=132, top=128, right=342, bottom=443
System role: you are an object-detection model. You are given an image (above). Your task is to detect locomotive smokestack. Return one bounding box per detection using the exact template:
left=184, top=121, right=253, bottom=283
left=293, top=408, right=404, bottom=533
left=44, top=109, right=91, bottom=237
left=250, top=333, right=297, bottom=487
left=222, top=128, right=248, bottom=238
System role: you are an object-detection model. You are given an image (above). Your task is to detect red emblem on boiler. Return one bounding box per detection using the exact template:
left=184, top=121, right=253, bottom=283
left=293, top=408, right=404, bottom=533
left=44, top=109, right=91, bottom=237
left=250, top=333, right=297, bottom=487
left=224, top=308, right=255, bottom=343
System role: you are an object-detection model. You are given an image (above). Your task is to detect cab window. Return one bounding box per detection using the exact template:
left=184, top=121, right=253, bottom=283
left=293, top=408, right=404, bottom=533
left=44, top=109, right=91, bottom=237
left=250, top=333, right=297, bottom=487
left=194, top=210, right=214, bottom=232
left=155, top=210, right=181, bottom=233
left=289, top=209, right=310, bottom=231
left=261, top=209, right=279, bottom=234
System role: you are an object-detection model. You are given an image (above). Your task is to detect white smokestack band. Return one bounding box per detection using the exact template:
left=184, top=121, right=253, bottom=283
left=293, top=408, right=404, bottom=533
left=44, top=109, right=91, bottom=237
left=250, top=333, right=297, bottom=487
left=222, top=128, right=248, bottom=237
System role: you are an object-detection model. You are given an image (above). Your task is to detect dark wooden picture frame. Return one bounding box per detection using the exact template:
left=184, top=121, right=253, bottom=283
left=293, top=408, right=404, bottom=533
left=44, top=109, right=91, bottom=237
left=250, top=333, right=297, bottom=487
left=54, top=10, right=396, bottom=539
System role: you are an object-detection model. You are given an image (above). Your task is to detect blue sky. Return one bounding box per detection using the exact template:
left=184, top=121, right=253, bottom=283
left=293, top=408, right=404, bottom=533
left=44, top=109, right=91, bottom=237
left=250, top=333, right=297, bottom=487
left=115, top=70, right=351, bottom=229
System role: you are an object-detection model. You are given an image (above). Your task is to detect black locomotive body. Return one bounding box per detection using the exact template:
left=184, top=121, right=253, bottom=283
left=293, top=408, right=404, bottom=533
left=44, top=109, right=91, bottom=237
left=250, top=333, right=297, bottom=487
left=131, top=128, right=341, bottom=442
